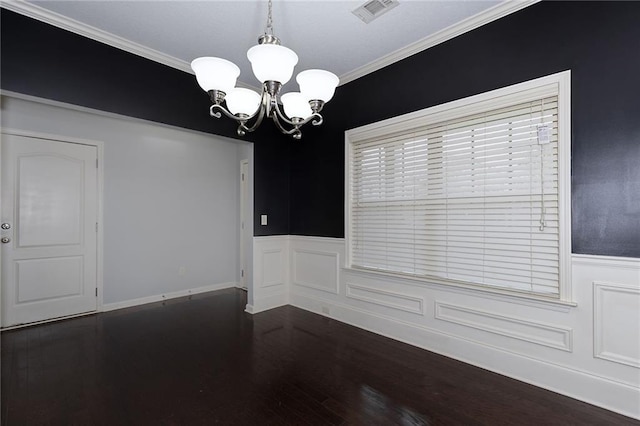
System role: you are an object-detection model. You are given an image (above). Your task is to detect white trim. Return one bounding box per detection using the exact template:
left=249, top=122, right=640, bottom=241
left=261, top=248, right=285, bottom=287
left=593, top=281, right=640, bottom=368
left=557, top=74, right=573, bottom=302
left=254, top=235, right=290, bottom=243
left=102, top=282, right=237, bottom=312
left=434, top=301, right=573, bottom=351
left=343, top=266, right=576, bottom=312
left=339, top=0, right=541, bottom=85
left=0, top=3, right=256, bottom=91
left=346, top=282, right=424, bottom=315
left=245, top=292, right=288, bottom=314
left=289, top=291, right=640, bottom=420
left=345, top=72, right=567, bottom=139
left=0, top=310, right=97, bottom=331
left=345, top=70, right=572, bottom=303
left=292, top=249, right=340, bottom=294
left=0, top=0, right=192, bottom=74
left=0, top=90, right=242, bottom=145
left=572, top=254, right=640, bottom=269
left=0, top=127, right=105, bottom=321
left=2, top=0, right=539, bottom=88
left=239, top=159, right=250, bottom=289
left=288, top=235, right=345, bottom=244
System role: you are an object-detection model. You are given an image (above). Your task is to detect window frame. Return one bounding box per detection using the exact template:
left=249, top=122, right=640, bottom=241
left=345, top=71, right=572, bottom=302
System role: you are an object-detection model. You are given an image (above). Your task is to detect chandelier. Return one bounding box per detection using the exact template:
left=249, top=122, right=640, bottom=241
left=190, top=0, right=339, bottom=139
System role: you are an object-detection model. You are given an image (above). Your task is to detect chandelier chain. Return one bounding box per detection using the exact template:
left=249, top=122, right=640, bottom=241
left=265, top=0, right=274, bottom=35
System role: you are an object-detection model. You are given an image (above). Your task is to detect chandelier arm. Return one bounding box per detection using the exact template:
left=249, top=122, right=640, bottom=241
left=238, top=91, right=270, bottom=134
left=272, top=100, right=323, bottom=128
left=310, top=114, right=324, bottom=126
left=271, top=113, right=302, bottom=139
left=209, top=92, right=268, bottom=136
left=210, top=103, right=239, bottom=121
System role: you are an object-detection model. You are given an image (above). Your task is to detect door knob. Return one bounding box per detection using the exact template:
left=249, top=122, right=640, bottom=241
left=1, top=223, right=10, bottom=230
left=1, top=237, right=11, bottom=243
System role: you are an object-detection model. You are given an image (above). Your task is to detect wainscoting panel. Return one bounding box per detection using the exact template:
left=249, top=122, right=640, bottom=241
left=259, top=236, right=640, bottom=419
left=435, top=301, right=573, bottom=351
left=346, top=283, right=424, bottom=315
left=249, top=236, right=290, bottom=313
left=292, top=249, right=339, bottom=294
left=594, top=281, right=640, bottom=368
left=262, top=249, right=285, bottom=288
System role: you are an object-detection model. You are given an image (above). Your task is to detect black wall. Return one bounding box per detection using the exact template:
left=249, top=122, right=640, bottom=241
left=290, top=1, right=640, bottom=258
left=0, top=10, right=290, bottom=236
left=3, top=3, right=640, bottom=256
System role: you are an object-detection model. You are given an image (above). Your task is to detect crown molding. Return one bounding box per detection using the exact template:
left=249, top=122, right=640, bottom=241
left=338, top=0, right=541, bottom=85
left=2, top=0, right=539, bottom=88
left=1, top=0, right=193, bottom=74
left=0, top=0, right=264, bottom=90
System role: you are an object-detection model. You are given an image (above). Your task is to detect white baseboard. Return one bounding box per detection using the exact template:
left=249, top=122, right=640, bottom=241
left=290, top=291, right=640, bottom=420
left=102, top=282, right=237, bottom=312
left=245, top=292, right=289, bottom=314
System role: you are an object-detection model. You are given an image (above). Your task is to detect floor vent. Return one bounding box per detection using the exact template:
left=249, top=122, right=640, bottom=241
left=352, top=0, right=400, bottom=24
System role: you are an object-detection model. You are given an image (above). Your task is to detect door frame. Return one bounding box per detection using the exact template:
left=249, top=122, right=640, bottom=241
left=0, top=128, right=105, bottom=327
left=239, top=159, right=249, bottom=289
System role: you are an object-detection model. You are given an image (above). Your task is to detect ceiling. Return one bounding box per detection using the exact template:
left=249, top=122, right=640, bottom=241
left=17, top=1, right=529, bottom=90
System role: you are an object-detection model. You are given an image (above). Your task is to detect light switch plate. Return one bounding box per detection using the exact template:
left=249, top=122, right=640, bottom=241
left=261, top=214, right=268, bottom=226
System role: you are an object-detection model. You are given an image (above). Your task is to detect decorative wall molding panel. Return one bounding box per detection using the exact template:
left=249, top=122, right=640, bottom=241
left=292, top=249, right=339, bottom=294
left=435, top=301, right=573, bottom=352
left=593, top=281, right=640, bottom=368
left=250, top=236, right=290, bottom=314
left=290, top=290, right=640, bottom=421
left=261, top=249, right=285, bottom=288
left=263, top=236, right=640, bottom=419
left=346, top=283, right=424, bottom=315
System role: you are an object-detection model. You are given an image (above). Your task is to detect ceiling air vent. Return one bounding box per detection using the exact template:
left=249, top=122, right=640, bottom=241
left=352, top=0, right=399, bottom=24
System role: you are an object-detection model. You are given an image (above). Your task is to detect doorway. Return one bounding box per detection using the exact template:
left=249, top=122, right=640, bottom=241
left=239, top=159, right=250, bottom=290
left=1, top=131, right=102, bottom=327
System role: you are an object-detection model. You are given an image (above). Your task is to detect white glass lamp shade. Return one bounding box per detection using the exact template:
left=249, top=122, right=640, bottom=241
left=281, top=92, right=313, bottom=120
left=191, top=57, right=240, bottom=94
left=296, top=69, right=339, bottom=102
left=225, top=88, right=261, bottom=116
left=247, top=44, right=298, bottom=84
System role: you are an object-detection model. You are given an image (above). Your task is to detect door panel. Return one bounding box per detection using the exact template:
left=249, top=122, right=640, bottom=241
left=2, top=134, right=98, bottom=327
left=18, top=154, right=84, bottom=247
left=16, top=256, right=83, bottom=303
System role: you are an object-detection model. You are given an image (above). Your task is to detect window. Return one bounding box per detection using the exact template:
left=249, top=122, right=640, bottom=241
left=346, top=72, right=571, bottom=301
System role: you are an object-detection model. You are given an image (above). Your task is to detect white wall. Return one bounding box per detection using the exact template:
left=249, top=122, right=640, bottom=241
left=1, top=94, right=252, bottom=307
left=252, top=235, right=640, bottom=420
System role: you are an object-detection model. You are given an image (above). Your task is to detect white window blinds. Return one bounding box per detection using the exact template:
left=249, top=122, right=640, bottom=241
left=348, top=88, right=564, bottom=298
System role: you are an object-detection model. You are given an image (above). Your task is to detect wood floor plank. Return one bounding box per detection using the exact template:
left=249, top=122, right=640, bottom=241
left=1, top=288, right=638, bottom=425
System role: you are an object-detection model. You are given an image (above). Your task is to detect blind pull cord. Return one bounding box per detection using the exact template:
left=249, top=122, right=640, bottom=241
left=537, top=98, right=549, bottom=232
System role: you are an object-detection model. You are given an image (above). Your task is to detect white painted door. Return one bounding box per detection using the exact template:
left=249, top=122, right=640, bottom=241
left=1, top=134, right=98, bottom=327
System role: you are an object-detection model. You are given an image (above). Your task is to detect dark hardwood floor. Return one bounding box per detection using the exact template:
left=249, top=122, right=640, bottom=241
left=2, top=288, right=637, bottom=425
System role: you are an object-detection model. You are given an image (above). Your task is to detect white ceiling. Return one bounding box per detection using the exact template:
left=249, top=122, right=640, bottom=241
left=22, top=0, right=522, bottom=90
